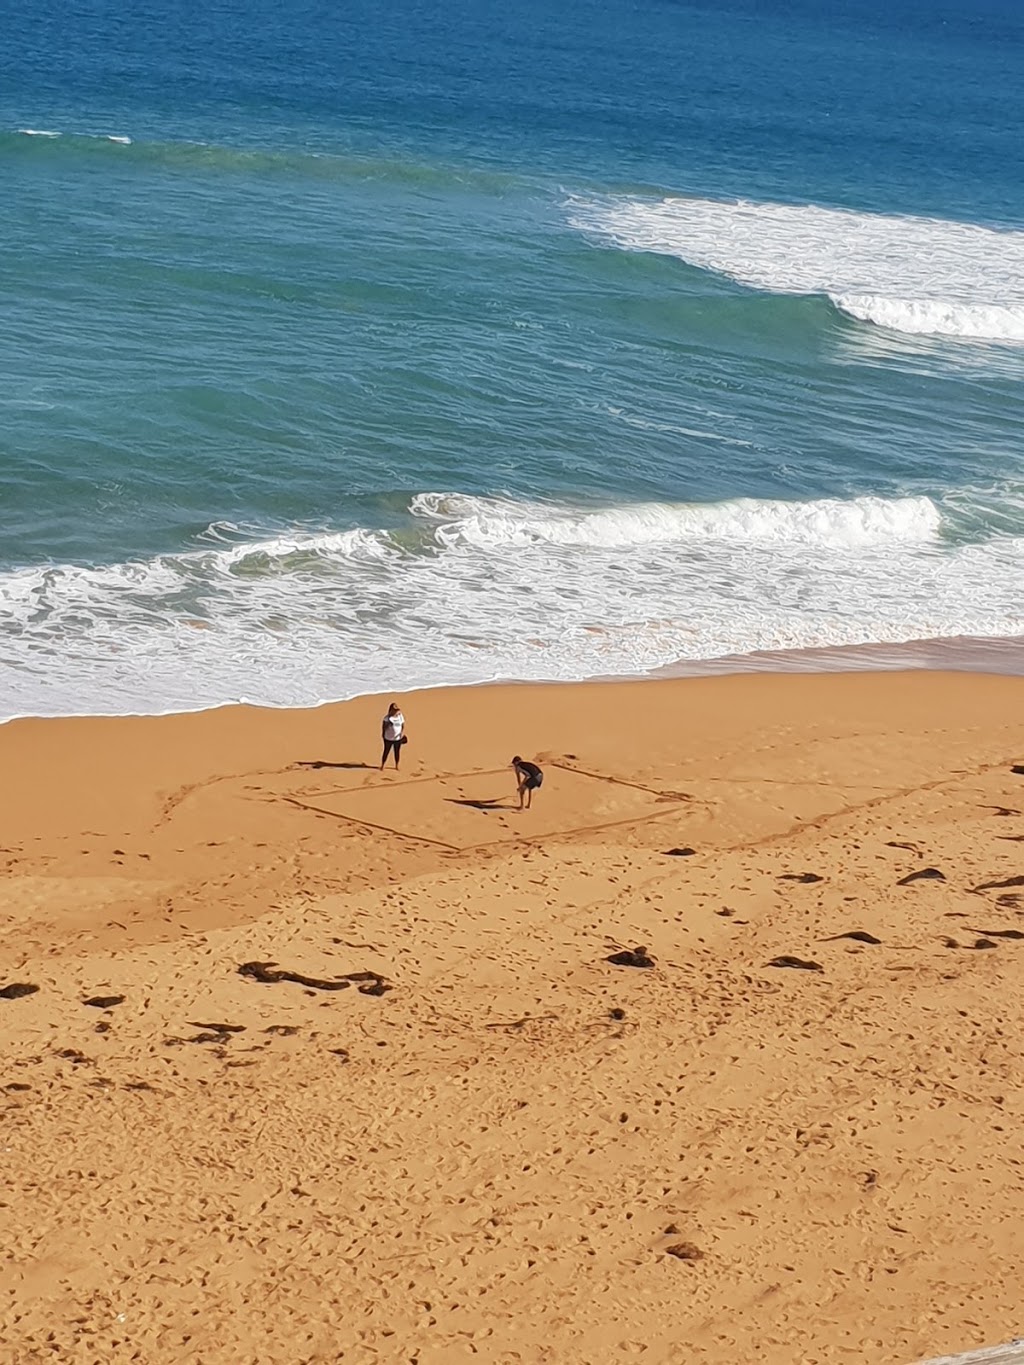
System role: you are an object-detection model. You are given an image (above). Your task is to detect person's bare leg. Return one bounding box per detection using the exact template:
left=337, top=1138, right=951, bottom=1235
left=517, top=779, right=525, bottom=810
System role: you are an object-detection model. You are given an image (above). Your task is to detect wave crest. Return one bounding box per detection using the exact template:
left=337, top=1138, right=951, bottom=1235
left=5, top=127, right=514, bottom=191
left=213, top=527, right=396, bottom=570
left=412, top=492, right=942, bottom=549
left=570, top=195, right=1024, bottom=342
left=831, top=294, right=1024, bottom=342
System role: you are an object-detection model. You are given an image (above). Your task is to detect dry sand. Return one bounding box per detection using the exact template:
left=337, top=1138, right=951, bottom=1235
left=2, top=672, right=1023, bottom=1364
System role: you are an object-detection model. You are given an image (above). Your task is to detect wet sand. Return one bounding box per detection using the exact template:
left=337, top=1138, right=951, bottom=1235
left=652, top=633, right=1024, bottom=679
left=2, top=671, right=1024, bottom=1364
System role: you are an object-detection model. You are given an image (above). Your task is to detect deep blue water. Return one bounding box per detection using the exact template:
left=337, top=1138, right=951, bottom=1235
left=1, top=0, right=1023, bottom=716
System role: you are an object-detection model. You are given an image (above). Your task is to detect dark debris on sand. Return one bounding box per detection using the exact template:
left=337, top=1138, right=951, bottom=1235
left=972, top=875, right=1024, bottom=894
left=238, top=961, right=393, bottom=995
left=1, top=982, right=39, bottom=1000
left=897, top=867, right=946, bottom=886
left=605, top=946, right=656, bottom=969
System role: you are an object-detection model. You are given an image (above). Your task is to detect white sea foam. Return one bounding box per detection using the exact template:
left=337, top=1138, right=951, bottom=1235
left=2, top=492, right=1022, bottom=720
left=213, top=527, right=396, bottom=567
left=412, top=491, right=941, bottom=548
left=15, top=127, right=131, bottom=144
left=831, top=295, right=1024, bottom=342
left=569, top=195, right=1024, bottom=342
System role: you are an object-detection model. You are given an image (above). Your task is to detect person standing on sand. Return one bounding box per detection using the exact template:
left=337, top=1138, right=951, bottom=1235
left=511, top=755, right=543, bottom=810
left=380, top=702, right=407, bottom=770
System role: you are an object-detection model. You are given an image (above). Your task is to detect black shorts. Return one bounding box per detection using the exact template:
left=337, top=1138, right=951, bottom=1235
left=522, top=771, right=543, bottom=790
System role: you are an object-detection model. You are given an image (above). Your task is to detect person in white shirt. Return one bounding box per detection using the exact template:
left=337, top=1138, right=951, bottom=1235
left=380, top=702, right=406, bottom=770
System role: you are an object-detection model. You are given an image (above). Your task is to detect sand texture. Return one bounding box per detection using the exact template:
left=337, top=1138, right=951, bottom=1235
left=2, top=673, right=1024, bottom=1364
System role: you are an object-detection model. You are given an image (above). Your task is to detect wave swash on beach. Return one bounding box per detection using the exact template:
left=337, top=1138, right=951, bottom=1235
left=3, top=491, right=1023, bottom=719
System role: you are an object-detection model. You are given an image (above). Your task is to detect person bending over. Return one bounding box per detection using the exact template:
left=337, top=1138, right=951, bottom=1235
left=511, top=755, right=543, bottom=810
left=381, top=702, right=406, bottom=770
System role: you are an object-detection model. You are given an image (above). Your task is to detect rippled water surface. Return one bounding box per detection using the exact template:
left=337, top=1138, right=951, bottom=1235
left=2, top=0, right=1023, bottom=716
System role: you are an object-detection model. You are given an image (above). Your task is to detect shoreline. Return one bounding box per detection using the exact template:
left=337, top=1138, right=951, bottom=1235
left=3, top=669, right=1024, bottom=1363
left=3, top=631, right=1022, bottom=726
left=651, top=632, right=1024, bottom=679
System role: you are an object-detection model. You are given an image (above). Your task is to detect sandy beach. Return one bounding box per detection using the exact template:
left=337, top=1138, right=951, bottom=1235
left=3, top=671, right=1024, bottom=1364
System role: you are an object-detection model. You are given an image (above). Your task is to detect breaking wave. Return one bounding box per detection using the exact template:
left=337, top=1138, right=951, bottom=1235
left=830, top=295, right=1024, bottom=342
left=2, top=492, right=1022, bottom=720
left=569, top=195, right=1024, bottom=342
left=411, top=492, right=941, bottom=548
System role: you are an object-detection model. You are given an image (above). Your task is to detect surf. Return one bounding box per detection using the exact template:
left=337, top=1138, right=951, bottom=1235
left=570, top=195, right=1024, bottom=343
left=1, top=493, right=1021, bottom=721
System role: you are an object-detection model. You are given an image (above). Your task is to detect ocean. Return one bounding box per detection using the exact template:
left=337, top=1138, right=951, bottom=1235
left=2, top=0, right=1023, bottom=719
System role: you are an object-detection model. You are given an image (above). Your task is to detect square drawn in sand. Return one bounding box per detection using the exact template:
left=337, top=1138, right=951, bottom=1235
left=299, top=766, right=683, bottom=850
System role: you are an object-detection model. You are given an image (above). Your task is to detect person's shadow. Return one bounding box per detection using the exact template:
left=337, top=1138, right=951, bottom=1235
left=445, top=797, right=509, bottom=812
left=295, top=760, right=374, bottom=770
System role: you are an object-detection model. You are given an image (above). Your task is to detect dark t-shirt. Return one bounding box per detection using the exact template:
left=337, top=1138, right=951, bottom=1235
left=515, top=760, right=543, bottom=784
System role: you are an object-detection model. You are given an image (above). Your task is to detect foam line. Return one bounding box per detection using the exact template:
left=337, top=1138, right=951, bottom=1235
left=412, top=492, right=942, bottom=548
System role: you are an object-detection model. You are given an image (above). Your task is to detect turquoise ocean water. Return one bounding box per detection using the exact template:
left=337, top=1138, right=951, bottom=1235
left=2, top=0, right=1023, bottom=717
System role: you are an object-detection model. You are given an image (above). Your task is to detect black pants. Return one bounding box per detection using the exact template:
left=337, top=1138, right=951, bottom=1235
left=381, top=738, right=403, bottom=767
